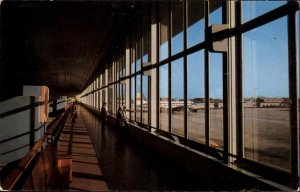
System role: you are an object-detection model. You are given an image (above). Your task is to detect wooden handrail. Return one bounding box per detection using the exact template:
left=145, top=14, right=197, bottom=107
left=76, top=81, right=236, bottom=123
left=1, top=109, right=71, bottom=190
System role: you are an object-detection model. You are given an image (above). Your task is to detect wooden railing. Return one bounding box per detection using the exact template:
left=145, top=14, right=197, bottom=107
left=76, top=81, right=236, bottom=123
left=1, top=108, right=71, bottom=190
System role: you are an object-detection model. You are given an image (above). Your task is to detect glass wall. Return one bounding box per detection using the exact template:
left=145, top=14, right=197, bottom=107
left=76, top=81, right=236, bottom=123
left=242, top=16, right=290, bottom=170
left=171, top=58, right=184, bottom=136
left=187, top=50, right=205, bottom=143
left=160, top=63, right=169, bottom=132
left=78, top=1, right=299, bottom=177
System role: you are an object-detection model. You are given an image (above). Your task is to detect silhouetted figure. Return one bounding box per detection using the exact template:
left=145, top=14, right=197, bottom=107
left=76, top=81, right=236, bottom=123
left=117, top=106, right=126, bottom=129
left=101, top=102, right=107, bottom=128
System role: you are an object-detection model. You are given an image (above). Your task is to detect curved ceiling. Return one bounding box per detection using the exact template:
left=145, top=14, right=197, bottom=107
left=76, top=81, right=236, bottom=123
left=0, top=1, right=137, bottom=101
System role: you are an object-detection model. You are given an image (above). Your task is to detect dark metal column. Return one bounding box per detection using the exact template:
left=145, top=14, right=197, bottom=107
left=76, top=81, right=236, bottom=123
left=288, top=6, right=298, bottom=178
left=183, top=0, right=188, bottom=138
left=204, top=0, right=210, bottom=146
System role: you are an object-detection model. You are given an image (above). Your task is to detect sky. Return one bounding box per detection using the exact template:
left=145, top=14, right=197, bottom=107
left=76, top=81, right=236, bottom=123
left=158, top=1, right=294, bottom=100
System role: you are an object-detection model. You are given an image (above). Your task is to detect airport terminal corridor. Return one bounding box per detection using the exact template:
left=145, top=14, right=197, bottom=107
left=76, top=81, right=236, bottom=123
left=0, top=0, right=299, bottom=191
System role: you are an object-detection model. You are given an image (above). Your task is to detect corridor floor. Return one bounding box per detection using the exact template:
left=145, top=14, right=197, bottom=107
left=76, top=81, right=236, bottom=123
left=58, top=105, right=204, bottom=190
left=57, top=110, right=108, bottom=190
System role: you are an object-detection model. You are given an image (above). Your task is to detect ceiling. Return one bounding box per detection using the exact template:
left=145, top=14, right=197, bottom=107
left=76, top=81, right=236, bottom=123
left=0, top=1, right=138, bottom=101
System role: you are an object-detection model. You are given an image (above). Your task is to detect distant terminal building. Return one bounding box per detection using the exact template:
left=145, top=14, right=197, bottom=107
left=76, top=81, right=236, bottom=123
left=244, top=97, right=290, bottom=108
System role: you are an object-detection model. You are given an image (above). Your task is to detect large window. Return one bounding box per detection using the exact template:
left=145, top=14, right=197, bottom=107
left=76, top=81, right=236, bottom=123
left=171, top=58, right=184, bottom=136
left=187, top=50, right=205, bottom=143
left=160, top=64, right=169, bottom=132
left=243, top=16, right=290, bottom=170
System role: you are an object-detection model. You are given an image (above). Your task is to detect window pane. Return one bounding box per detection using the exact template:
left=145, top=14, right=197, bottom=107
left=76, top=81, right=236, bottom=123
left=131, top=77, right=135, bottom=120
left=136, top=37, right=142, bottom=72
left=98, top=90, right=101, bottom=109
left=118, top=56, right=122, bottom=79
left=187, top=0, right=204, bottom=48
left=122, top=84, right=126, bottom=107
left=243, top=16, right=290, bottom=170
left=102, top=89, right=106, bottom=105
left=117, top=83, right=120, bottom=108
left=210, top=1, right=222, bottom=25
left=102, top=69, right=106, bottom=85
left=160, top=64, right=169, bottom=132
left=242, top=1, right=286, bottom=23
left=171, top=1, right=183, bottom=55
left=209, top=53, right=223, bottom=149
left=187, top=50, right=205, bottom=143
left=122, top=51, right=126, bottom=76
left=143, top=15, right=150, bottom=64
left=171, top=58, right=184, bottom=136
left=108, top=85, right=113, bottom=114
left=159, top=3, right=169, bottom=61
left=142, top=76, right=149, bottom=125
left=131, top=36, right=136, bottom=74
left=116, top=57, right=118, bottom=81
left=136, top=74, right=141, bottom=122
left=108, top=62, right=113, bottom=83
